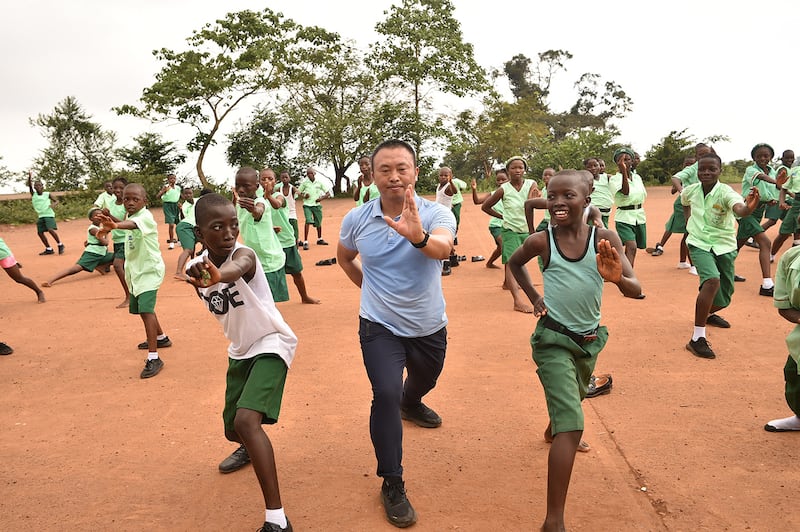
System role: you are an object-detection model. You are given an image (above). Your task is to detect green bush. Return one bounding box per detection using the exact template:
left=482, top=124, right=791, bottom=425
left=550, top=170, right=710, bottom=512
left=0, top=190, right=99, bottom=225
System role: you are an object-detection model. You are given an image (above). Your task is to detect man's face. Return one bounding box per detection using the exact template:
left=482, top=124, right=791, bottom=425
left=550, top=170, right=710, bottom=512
left=372, top=146, right=418, bottom=199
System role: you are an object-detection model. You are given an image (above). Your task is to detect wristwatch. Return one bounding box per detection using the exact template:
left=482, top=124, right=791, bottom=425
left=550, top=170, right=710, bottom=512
left=411, top=231, right=430, bottom=248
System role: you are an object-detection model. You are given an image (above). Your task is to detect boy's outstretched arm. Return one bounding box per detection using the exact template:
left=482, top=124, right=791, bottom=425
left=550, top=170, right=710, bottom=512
left=508, top=232, right=548, bottom=316
left=596, top=231, right=641, bottom=298
left=186, top=248, right=256, bottom=287
left=733, top=187, right=760, bottom=218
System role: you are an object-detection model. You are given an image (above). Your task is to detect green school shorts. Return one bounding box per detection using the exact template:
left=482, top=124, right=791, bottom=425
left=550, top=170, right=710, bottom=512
left=452, top=202, right=462, bottom=227
left=765, top=202, right=788, bottom=221
left=783, top=356, right=800, bottom=417
left=303, top=205, right=323, bottom=228
left=531, top=319, right=608, bottom=435
left=779, top=201, right=800, bottom=236
left=265, top=267, right=289, bottom=302
left=289, top=218, right=299, bottom=241
left=77, top=250, right=114, bottom=272
left=615, top=221, right=647, bottom=249
left=129, top=289, right=158, bottom=315
left=223, top=354, right=288, bottom=433
left=665, top=196, right=687, bottom=233
left=36, top=216, right=57, bottom=233
left=687, top=245, right=736, bottom=309
left=535, top=219, right=549, bottom=233
left=163, top=202, right=180, bottom=225
left=282, top=245, right=303, bottom=275
left=113, top=242, right=125, bottom=260
left=736, top=214, right=765, bottom=240
left=176, top=221, right=196, bottom=250
left=501, top=229, right=529, bottom=264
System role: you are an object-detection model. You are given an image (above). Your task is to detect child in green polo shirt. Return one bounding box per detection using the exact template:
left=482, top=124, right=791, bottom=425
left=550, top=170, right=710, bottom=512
left=97, top=183, right=170, bottom=379
left=769, top=150, right=798, bottom=260
left=173, top=186, right=198, bottom=280
left=682, top=152, right=759, bottom=359
left=26, top=173, right=64, bottom=256
left=609, top=147, right=647, bottom=267
left=157, top=173, right=181, bottom=249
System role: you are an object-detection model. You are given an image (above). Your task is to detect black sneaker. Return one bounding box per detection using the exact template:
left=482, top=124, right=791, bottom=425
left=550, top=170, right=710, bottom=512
left=57, top=243, right=65, bottom=255
left=137, top=336, right=172, bottom=350
left=706, top=314, right=731, bottom=328
left=0, top=342, right=13, bottom=356
left=585, top=374, right=612, bottom=398
left=39, top=248, right=54, bottom=255
left=381, top=478, right=417, bottom=528
left=140, top=358, right=164, bottom=378
left=317, top=238, right=329, bottom=245
left=218, top=444, right=250, bottom=473
left=258, top=519, right=292, bottom=532
left=302, top=242, right=309, bottom=250
left=759, top=286, right=774, bottom=297
left=734, top=274, right=746, bottom=282
left=651, top=244, right=664, bottom=256
left=401, top=401, right=442, bottom=428
left=686, top=337, right=716, bottom=359
left=449, top=253, right=459, bottom=267
left=442, top=263, right=451, bottom=276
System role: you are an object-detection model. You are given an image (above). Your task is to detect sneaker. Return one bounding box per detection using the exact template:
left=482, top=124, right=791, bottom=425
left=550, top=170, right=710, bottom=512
left=218, top=444, right=251, bottom=473
left=316, top=239, right=329, bottom=245
left=381, top=478, right=417, bottom=528
left=706, top=314, right=731, bottom=328
left=168, top=242, right=175, bottom=250
left=57, top=243, right=65, bottom=255
left=745, top=239, right=759, bottom=249
left=585, top=374, right=613, bottom=398
left=302, top=241, right=309, bottom=250
left=449, top=253, right=459, bottom=267
left=0, top=342, right=13, bottom=356
left=140, top=358, right=164, bottom=378
left=39, top=248, right=54, bottom=255
left=401, top=401, right=442, bottom=428
left=759, top=286, right=774, bottom=297
left=677, top=262, right=691, bottom=269
left=137, top=336, right=172, bottom=350
left=296, top=241, right=302, bottom=248
left=442, top=263, right=451, bottom=276
left=651, top=244, right=664, bottom=256
left=688, top=266, right=698, bottom=276
left=734, top=274, right=746, bottom=282
left=258, top=519, right=293, bottom=532
left=454, top=237, right=458, bottom=246
left=686, top=337, right=716, bottom=359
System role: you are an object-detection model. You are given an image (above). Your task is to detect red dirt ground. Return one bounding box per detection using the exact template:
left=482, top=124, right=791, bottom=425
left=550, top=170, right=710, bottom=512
left=2, top=185, right=798, bottom=531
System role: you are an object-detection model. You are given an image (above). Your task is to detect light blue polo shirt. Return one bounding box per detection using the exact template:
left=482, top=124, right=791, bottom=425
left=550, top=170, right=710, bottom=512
left=339, top=195, right=456, bottom=337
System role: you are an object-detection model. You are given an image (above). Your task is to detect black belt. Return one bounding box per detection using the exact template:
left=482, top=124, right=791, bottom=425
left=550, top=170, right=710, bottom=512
left=598, top=207, right=611, bottom=213
left=618, top=204, right=642, bottom=210
left=541, top=315, right=598, bottom=344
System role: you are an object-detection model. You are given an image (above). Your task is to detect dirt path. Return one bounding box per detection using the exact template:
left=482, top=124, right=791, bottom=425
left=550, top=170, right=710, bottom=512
left=1, top=186, right=797, bottom=530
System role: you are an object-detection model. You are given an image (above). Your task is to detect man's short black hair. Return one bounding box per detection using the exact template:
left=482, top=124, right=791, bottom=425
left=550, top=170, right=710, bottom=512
left=371, top=139, right=416, bottom=168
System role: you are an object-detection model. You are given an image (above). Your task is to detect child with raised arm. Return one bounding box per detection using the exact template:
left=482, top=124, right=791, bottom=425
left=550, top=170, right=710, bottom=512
left=27, top=173, right=64, bottom=255
left=769, top=150, right=799, bottom=260
left=508, top=170, right=641, bottom=532
left=97, top=183, right=170, bottom=379
left=184, top=193, right=297, bottom=532
left=42, top=208, right=115, bottom=288
left=156, top=173, right=180, bottom=249
left=471, top=169, right=510, bottom=269
left=585, top=157, right=613, bottom=228
left=0, top=236, right=46, bottom=303
left=278, top=171, right=301, bottom=248
left=682, top=152, right=759, bottom=359
left=609, top=147, right=647, bottom=267
left=103, top=177, right=131, bottom=308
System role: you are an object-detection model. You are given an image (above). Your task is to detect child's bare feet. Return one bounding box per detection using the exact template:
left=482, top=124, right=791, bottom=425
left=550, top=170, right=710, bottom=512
left=42, top=281, right=52, bottom=288
left=301, top=296, right=321, bottom=304
left=486, top=262, right=500, bottom=269
left=116, top=298, right=129, bottom=309
left=37, top=292, right=46, bottom=303
left=173, top=272, right=190, bottom=282
left=514, top=302, right=534, bottom=313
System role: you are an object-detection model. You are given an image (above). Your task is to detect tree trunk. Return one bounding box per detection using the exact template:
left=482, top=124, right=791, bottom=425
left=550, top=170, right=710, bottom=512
left=196, top=144, right=209, bottom=189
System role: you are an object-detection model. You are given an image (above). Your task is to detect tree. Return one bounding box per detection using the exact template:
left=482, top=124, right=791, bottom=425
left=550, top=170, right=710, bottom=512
left=503, top=50, right=572, bottom=108
left=116, top=132, right=186, bottom=176
left=226, top=105, right=303, bottom=174
left=115, top=9, right=337, bottom=189
left=637, top=131, right=730, bottom=183
left=370, top=0, right=486, bottom=154
left=30, top=96, right=116, bottom=190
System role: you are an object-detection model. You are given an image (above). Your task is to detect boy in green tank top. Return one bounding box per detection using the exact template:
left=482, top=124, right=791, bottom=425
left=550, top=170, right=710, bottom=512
left=27, top=173, right=64, bottom=255
left=508, top=170, right=641, bottom=532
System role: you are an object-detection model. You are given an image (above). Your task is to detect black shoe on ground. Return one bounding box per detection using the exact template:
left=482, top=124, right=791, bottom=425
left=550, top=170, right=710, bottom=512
left=401, top=401, right=442, bottom=428
left=585, top=374, right=612, bottom=398
left=760, top=286, right=774, bottom=297
left=317, top=238, right=329, bottom=245
left=381, top=478, right=417, bottom=528
left=734, top=274, right=746, bottom=282
left=218, top=444, right=251, bottom=473
left=302, top=241, right=309, bottom=250
left=442, top=263, right=451, bottom=276
left=137, top=336, right=172, bottom=349
left=57, top=243, right=65, bottom=255
left=39, top=248, right=54, bottom=255
left=650, top=244, right=664, bottom=256
left=0, top=342, right=13, bottom=356
left=449, top=254, right=459, bottom=267
left=686, top=337, right=716, bottom=359
left=140, top=358, right=164, bottom=378
left=745, top=239, right=759, bottom=249
left=706, top=314, right=731, bottom=328
left=258, top=519, right=292, bottom=532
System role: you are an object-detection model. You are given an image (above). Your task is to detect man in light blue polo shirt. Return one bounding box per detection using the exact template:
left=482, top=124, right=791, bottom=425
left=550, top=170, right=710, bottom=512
left=338, top=139, right=456, bottom=529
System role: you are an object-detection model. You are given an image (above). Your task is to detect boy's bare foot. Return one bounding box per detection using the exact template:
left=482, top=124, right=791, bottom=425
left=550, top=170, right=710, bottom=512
left=173, top=273, right=190, bottom=281
left=543, top=426, right=590, bottom=452
left=514, top=303, right=534, bottom=313
left=301, top=296, right=321, bottom=304
left=486, top=263, right=500, bottom=269
left=37, top=292, right=46, bottom=303
left=42, top=282, right=52, bottom=288
left=501, top=282, right=509, bottom=290
left=116, top=298, right=129, bottom=309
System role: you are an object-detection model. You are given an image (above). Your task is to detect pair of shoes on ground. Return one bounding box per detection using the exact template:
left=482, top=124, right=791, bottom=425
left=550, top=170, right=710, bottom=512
left=586, top=374, right=612, bottom=398
left=140, top=358, right=164, bottom=379
left=39, top=248, right=55, bottom=255
left=686, top=337, right=716, bottom=359
left=646, top=243, right=664, bottom=256
left=302, top=241, right=309, bottom=250
left=381, top=477, right=417, bottom=528
left=706, top=314, right=730, bottom=328
left=219, top=444, right=251, bottom=473
left=0, top=342, right=13, bottom=356
left=759, top=285, right=774, bottom=297
left=471, top=255, right=485, bottom=262
left=316, top=258, right=336, bottom=266
left=137, top=336, right=172, bottom=349
left=764, top=415, right=800, bottom=432
left=401, top=402, right=442, bottom=428
left=258, top=519, right=293, bottom=532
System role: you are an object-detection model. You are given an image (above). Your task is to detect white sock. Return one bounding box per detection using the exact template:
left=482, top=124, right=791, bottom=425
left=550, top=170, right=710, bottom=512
left=762, top=278, right=774, bottom=289
left=266, top=508, right=287, bottom=528
left=766, top=415, right=800, bottom=431
left=692, top=327, right=706, bottom=342
left=147, top=352, right=159, bottom=361
left=770, top=254, right=776, bottom=262
left=794, top=240, right=800, bottom=246
left=157, top=334, right=167, bottom=340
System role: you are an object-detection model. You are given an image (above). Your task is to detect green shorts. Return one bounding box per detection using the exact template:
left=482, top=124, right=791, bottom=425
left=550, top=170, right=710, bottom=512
left=765, top=202, right=787, bottom=221
left=0, top=237, right=12, bottom=262
left=223, top=354, right=288, bottom=433
left=282, top=245, right=303, bottom=275
left=113, top=242, right=125, bottom=260
left=36, top=216, right=57, bottom=233
left=451, top=202, right=462, bottom=227
left=736, top=214, right=765, bottom=240
left=163, top=202, right=180, bottom=225
left=303, top=205, right=323, bottom=228
left=289, top=218, right=299, bottom=241
left=779, top=201, right=800, bottom=235
left=77, top=250, right=114, bottom=272
left=129, top=289, right=158, bottom=315
left=531, top=319, right=608, bottom=435
left=783, top=355, right=800, bottom=417
left=665, top=196, right=687, bottom=233
left=265, top=267, right=289, bottom=302
left=176, top=221, right=196, bottom=250
left=489, top=225, right=503, bottom=240
left=501, top=229, right=529, bottom=264
left=615, top=221, right=647, bottom=248
left=687, top=245, right=736, bottom=309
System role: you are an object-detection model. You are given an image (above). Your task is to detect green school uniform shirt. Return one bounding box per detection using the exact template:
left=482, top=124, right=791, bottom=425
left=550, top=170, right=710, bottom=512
left=774, top=246, right=800, bottom=370
left=451, top=178, right=468, bottom=205
left=236, top=199, right=286, bottom=273
left=357, top=183, right=379, bottom=206
left=742, top=163, right=778, bottom=203
left=31, top=191, right=54, bottom=218
left=674, top=162, right=700, bottom=187
left=591, top=173, right=614, bottom=210
left=297, top=179, right=328, bottom=207
left=609, top=171, right=647, bottom=225
left=271, top=191, right=296, bottom=247
left=85, top=224, right=108, bottom=256
left=680, top=181, right=744, bottom=255
left=161, top=186, right=180, bottom=203
left=180, top=200, right=196, bottom=226
left=540, top=186, right=550, bottom=222
left=108, top=201, right=127, bottom=244
left=93, top=191, right=115, bottom=210
left=124, top=207, right=165, bottom=296
left=488, top=200, right=504, bottom=228
left=500, top=179, right=536, bottom=233
left=781, top=166, right=800, bottom=195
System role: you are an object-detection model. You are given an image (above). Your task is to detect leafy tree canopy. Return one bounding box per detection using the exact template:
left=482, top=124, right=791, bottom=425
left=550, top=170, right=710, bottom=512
left=116, top=132, right=186, bottom=177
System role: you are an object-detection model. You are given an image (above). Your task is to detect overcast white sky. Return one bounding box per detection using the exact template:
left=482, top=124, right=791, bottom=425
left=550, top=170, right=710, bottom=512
left=1, top=0, right=797, bottom=191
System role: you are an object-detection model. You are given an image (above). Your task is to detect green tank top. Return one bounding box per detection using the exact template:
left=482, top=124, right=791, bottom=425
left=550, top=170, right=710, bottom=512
left=541, top=226, right=603, bottom=333
left=501, top=179, right=535, bottom=233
